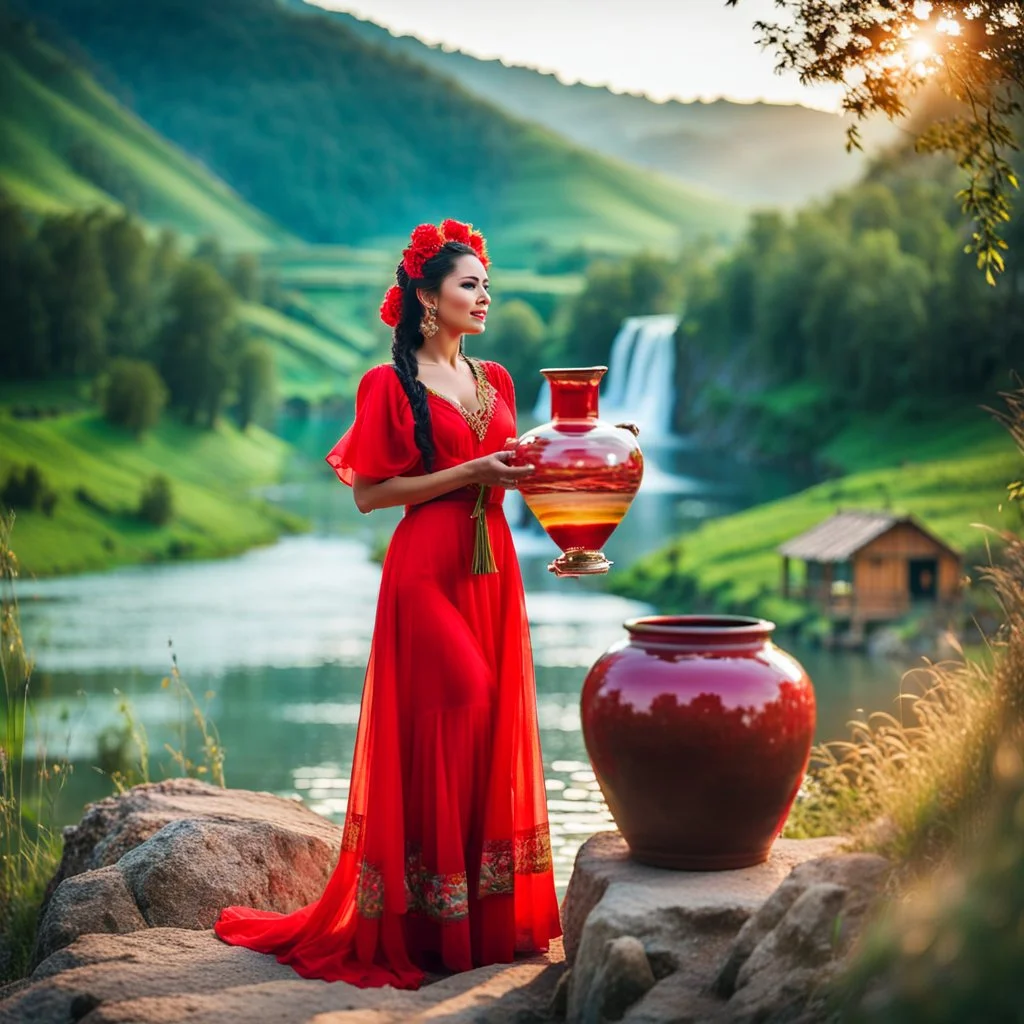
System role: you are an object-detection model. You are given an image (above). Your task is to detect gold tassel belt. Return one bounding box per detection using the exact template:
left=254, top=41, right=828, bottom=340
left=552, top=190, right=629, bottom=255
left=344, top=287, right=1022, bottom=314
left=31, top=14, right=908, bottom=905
left=404, top=485, right=500, bottom=575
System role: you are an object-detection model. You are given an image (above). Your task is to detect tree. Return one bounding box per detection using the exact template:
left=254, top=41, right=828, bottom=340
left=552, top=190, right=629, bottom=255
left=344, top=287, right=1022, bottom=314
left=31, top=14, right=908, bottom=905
left=99, top=358, right=168, bottom=438
left=37, top=212, right=114, bottom=375
left=95, top=212, right=155, bottom=358
left=562, top=252, right=681, bottom=367
left=728, top=0, right=1024, bottom=282
left=235, top=341, right=276, bottom=430
left=229, top=253, right=262, bottom=302
left=1, top=464, right=58, bottom=517
left=0, top=196, right=50, bottom=379
left=138, top=474, right=173, bottom=526
left=156, top=260, right=237, bottom=427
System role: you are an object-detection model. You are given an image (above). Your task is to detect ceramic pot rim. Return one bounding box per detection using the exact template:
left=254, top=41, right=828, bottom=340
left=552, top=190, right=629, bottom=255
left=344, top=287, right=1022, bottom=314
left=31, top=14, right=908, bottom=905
left=623, top=614, right=776, bottom=645
left=539, top=366, right=608, bottom=384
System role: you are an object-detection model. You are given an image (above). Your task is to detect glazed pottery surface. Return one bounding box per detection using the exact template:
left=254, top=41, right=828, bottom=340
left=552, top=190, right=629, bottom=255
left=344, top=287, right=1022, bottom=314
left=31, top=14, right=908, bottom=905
left=580, top=615, right=816, bottom=870
left=510, top=366, right=643, bottom=577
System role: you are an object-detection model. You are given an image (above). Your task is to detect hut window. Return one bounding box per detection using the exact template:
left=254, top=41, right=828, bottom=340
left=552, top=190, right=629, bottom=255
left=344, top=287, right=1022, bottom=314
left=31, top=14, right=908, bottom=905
left=831, top=560, right=853, bottom=596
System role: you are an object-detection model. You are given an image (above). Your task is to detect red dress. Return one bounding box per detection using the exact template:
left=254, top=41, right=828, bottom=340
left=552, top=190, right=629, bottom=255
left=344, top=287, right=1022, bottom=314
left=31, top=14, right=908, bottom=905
left=214, top=357, right=562, bottom=987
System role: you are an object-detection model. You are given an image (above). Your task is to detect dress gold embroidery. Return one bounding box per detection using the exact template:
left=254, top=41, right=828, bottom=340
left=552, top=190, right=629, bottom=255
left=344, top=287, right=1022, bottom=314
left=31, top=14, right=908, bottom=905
left=356, top=858, right=383, bottom=918
left=515, top=823, right=553, bottom=874
left=478, top=838, right=514, bottom=897
left=423, top=357, right=496, bottom=442
left=478, top=824, right=553, bottom=898
left=404, top=843, right=470, bottom=921
left=341, top=812, right=364, bottom=853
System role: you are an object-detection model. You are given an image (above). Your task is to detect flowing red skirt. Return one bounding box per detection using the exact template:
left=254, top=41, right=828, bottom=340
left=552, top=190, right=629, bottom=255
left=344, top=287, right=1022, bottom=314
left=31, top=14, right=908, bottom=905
left=215, top=489, right=562, bottom=987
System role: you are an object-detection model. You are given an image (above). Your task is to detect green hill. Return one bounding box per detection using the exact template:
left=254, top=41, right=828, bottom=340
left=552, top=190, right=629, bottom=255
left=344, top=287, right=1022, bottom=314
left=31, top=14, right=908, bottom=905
left=293, top=2, right=897, bottom=208
left=611, top=410, right=1021, bottom=628
left=21, top=0, right=743, bottom=264
left=0, top=398, right=305, bottom=577
left=0, top=12, right=291, bottom=249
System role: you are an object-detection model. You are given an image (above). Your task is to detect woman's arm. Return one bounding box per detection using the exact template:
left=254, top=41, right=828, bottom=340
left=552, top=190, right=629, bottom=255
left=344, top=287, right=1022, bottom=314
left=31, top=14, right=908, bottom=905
left=352, top=451, right=533, bottom=514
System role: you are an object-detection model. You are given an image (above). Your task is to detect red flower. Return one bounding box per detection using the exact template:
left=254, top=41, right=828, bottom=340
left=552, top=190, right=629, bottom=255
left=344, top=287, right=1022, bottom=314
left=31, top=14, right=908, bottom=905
left=402, top=223, right=444, bottom=279
left=468, top=230, right=490, bottom=268
left=441, top=219, right=472, bottom=245
left=379, top=285, right=404, bottom=327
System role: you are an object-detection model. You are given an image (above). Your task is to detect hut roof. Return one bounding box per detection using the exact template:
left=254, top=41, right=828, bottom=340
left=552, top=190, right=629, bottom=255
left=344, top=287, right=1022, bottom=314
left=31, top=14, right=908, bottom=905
left=778, top=510, right=959, bottom=562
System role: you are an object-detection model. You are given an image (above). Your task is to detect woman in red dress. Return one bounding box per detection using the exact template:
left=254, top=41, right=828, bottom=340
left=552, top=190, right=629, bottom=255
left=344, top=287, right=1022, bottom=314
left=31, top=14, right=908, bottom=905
left=214, top=220, right=562, bottom=987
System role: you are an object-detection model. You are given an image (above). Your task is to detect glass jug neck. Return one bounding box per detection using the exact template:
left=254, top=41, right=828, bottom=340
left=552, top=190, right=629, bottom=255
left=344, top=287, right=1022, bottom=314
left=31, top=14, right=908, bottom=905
left=543, top=366, right=607, bottom=420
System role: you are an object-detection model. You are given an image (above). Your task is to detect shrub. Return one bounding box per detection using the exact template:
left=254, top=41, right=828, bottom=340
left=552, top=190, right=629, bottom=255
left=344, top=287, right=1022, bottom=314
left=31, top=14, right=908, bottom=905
left=0, top=464, right=58, bottom=517
left=138, top=474, right=173, bottom=526
left=99, top=358, right=167, bottom=438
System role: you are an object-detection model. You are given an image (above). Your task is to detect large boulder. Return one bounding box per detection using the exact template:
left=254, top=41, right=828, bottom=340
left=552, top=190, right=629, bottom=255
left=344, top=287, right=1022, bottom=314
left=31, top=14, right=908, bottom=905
left=716, top=853, right=891, bottom=1024
left=32, top=780, right=341, bottom=965
left=559, top=831, right=846, bottom=1023
left=1, top=929, right=564, bottom=1024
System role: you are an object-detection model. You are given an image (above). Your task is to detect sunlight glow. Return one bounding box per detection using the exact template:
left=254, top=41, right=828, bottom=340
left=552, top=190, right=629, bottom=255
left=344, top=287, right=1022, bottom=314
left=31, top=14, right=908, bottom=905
left=908, top=37, right=934, bottom=62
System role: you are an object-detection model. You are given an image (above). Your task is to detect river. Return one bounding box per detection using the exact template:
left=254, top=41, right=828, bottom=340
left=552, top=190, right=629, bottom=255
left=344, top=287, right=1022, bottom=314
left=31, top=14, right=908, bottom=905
left=16, top=418, right=918, bottom=895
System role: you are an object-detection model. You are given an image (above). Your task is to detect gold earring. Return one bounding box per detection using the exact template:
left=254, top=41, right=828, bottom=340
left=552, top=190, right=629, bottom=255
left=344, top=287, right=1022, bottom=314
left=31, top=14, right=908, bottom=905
left=420, top=305, right=439, bottom=339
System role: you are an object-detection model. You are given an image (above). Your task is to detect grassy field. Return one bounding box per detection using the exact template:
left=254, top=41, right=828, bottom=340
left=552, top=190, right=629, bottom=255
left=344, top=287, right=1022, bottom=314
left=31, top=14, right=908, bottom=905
left=612, top=409, right=1022, bottom=626
left=0, top=20, right=289, bottom=249
left=0, top=406, right=306, bottom=577
left=238, top=302, right=370, bottom=402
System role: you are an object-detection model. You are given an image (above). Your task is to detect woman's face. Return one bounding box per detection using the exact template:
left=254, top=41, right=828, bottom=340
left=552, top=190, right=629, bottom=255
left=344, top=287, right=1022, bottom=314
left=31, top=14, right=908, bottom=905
left=433, top=253, right=490, bottom=335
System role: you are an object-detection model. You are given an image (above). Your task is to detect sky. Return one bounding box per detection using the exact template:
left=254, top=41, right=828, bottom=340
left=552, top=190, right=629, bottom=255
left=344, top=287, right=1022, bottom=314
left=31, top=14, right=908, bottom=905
left=309, top=0, right=844, bottom=112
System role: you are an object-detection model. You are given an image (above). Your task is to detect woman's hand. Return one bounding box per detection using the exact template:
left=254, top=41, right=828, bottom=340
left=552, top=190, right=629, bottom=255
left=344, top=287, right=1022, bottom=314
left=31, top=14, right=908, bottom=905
left=465, top=449, right=535, bottom=489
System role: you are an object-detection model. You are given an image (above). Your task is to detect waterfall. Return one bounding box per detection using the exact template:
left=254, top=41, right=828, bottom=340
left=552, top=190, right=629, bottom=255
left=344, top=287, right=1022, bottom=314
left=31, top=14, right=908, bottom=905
left=531, top=314, right=680, bottom=440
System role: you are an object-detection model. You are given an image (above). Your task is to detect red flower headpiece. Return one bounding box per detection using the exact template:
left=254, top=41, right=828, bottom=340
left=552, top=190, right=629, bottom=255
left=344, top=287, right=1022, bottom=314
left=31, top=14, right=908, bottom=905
left=380, top=219, right=489, bottom=327
left=379, top=285, right=404, bottom=328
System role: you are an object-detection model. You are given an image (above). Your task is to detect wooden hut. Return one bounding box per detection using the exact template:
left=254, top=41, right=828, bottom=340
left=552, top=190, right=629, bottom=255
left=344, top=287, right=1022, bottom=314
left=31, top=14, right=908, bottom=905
left=778, top=510, right=961, bottom=625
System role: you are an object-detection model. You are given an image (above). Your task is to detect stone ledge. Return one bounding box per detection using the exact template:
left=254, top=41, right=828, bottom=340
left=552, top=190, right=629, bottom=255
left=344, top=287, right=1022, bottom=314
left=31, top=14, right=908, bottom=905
left=561, top=831, right=845, bottom=965
left=560, top=831, right=847, bottom=1023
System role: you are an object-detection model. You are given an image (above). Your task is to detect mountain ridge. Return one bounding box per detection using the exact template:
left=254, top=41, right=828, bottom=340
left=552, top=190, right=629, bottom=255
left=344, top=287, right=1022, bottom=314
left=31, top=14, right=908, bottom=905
left=21, top=0, right=744, bottom=263
left=295, top=1, right=896, bottom=207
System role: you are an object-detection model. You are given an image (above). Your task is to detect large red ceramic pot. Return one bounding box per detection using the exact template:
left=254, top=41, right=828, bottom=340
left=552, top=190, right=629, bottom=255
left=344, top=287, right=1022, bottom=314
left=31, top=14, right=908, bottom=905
left=509, top=366, right=643, bottom=578
left=580, top=615, right=816, bottom=870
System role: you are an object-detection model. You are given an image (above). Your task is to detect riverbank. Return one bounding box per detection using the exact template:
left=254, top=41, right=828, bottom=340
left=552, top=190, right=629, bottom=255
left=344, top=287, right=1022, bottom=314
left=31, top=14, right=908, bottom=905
left=610, top=409, right=1020, bottom=633
left=0, top=404, right=308, bottom=577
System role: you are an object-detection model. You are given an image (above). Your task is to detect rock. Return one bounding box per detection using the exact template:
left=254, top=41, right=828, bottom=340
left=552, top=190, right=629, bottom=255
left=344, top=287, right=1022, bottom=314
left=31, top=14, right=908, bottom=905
left=561, top=832, right=845, bottom=1023
left=719, top=853, right=890, bottom=1024
left=32, top=866, right=148, bottom=964
left=32, top=780, right=341, bottom=966
left=586, top=937, right=656, bottom=1022
left=1, top=928, right=565, bottom=1024
left=549, top=967, right=571, bottom=1018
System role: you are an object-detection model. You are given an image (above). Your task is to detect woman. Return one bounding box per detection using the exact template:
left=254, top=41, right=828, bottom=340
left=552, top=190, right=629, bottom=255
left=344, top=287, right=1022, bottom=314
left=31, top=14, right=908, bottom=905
left=214, top=219, right=562, bottom=988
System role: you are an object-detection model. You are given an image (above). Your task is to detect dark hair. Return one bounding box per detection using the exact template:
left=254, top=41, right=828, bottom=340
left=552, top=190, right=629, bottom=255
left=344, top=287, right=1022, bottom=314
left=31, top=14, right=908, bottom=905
left=391, top=240, right=479, bottom=472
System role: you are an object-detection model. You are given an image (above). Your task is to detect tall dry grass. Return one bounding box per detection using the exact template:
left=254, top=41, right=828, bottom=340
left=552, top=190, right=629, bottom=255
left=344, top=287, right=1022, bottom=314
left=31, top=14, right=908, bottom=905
left=0, top=512, right=66, bottom=982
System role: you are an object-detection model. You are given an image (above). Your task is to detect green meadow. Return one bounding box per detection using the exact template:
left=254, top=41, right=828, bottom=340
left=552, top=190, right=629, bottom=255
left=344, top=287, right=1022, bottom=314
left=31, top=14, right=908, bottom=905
left=0, top=404, right=304, bottom=577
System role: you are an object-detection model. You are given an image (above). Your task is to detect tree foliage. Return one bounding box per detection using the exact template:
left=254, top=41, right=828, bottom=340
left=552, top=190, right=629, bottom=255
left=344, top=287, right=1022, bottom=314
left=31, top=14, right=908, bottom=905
left=137, top=474, right=173, bottom=526
left=729, top=0, right=1024, bottom=282
left=0, top=194, right=267, bottom=430
left=561, top=253, right=682, bottom=368
left=1, top=465, right=58, bottom=517
left=156, top=262, right=238, bottom=428
left=99, top=358, right=167, bottom=438
left=235, top=341, right=276, bottom=431
left=679, top=162, right=1021, bottom=419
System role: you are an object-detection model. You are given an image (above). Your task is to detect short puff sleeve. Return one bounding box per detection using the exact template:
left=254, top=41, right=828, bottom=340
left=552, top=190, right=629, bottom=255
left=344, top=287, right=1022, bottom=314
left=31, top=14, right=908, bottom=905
left=325, top=365, right=420, bottom=486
